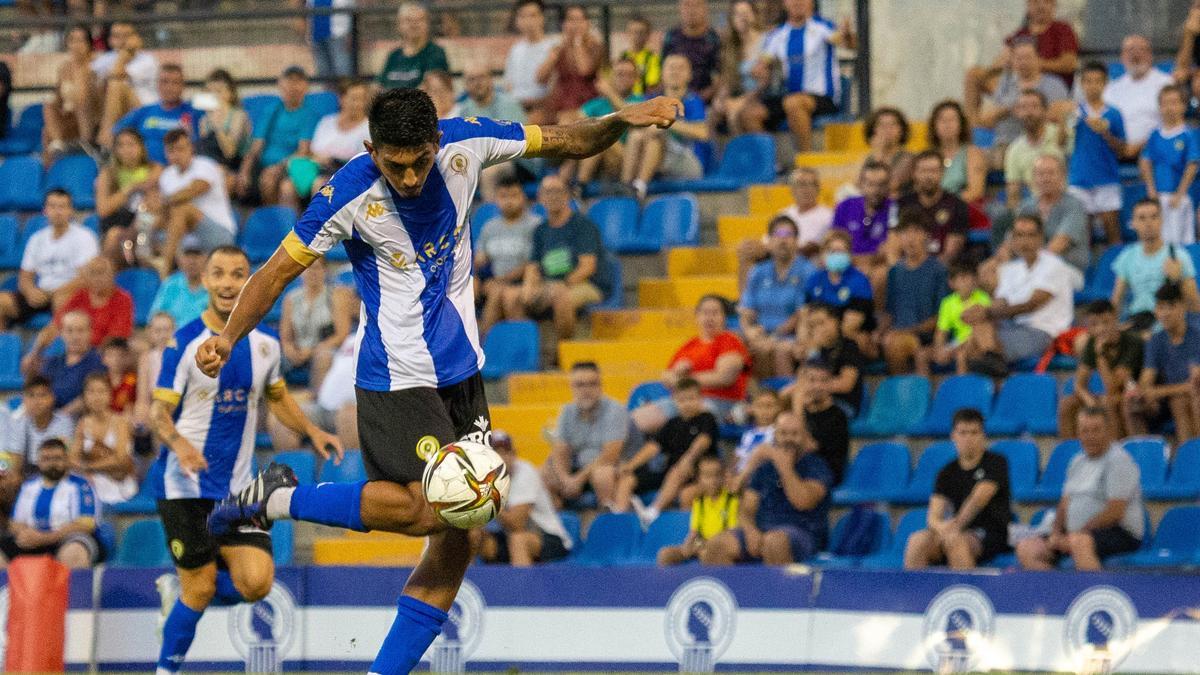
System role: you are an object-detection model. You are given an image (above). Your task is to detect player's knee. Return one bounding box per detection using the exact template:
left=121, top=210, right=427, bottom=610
left=232, top=568, right=274, bottom=602
left=179, top=575, right=217, bottom=608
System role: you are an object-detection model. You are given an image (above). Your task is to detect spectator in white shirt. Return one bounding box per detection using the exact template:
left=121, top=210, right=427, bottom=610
left=0, top=190, right=98, bottom=329
left=310, top=79, right=371, bottom=174
left=473, top=430, right=573, bottom=566
left=156, top=128, right=236, bottom=277
left=3, top=377, right=76, bottom=479
left=737, top=167, right=832, bottom=286
left=1104, top=34, right=1175, bottom=157
left=504, top=0, right=559, bottom=125
left=95, top=21, right=160, bottom=148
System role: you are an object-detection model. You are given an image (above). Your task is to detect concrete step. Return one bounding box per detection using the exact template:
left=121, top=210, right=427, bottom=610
left=558, top=338, right=680, bottom=372
left=591, top=308, right=694, bottom=340
left=508, top=369, right=655, bottom=407
left=665, top=247, right=738, bottom=278
left=638, top=275, right=739, bottom=309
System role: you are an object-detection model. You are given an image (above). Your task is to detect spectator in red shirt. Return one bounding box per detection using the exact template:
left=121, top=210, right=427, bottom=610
left=101, top=338, right=138, bottom=414
left=963, top=0, right=1079, bottom=120
left=21, top=257, right=134, bottom=378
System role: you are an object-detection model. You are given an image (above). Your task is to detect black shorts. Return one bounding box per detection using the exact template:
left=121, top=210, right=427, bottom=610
left=761, top=92, right=839, bottom=130
left=158, top=498, right=272, bottom=570
left=1088, top=525, right=1141, bottom=559
left=355, top=372, right=492, bottom=485
left=491, top=530, right=570, bottom=564
left=0, top=532, right=101, bottom=563
left=8, top=288, right=50, bottom=325
left=968, top=527, right=1011, bottom=564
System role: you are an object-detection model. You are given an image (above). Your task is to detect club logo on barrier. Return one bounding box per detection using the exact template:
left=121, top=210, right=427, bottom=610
left=428, top=579, right=485, bottom=673
left=664, top=577, right=738, bottom=673
left=921, top=584, right=996, bottom=673
left=228, top=581, right=297, bottom=673
left=1064, top=585, right=1138, bottom=675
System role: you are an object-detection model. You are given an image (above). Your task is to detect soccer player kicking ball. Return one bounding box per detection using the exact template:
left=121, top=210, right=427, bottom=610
left=150, top=245, right=343, bottom=675
left=196, top=88, right=680, bottom=674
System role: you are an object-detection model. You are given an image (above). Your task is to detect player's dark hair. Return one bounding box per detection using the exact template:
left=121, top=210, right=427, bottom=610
left=38, top=437, right=68, bottom=454
left=207, top=245, right=250, bottom=264
left=368, top=88, right=439, bottom=149
left=1156, top=281, right=1184, bottom=304
left=163, top=128, right=190, bottom=147
left=44, top=188, right=72, bottom=205
left=1086, top=299, right=1116, bottom=316
left=674, top=377, right=701, bottom=393
left=570, top=361, right=600, bottom=373
left=23, top=375, right=52, bottom=392
left=1133, top=197, right=1161, bottom=214
left=1081, top=60, right=1109, bottom=78
left=951, top=407, right=984, bottom=430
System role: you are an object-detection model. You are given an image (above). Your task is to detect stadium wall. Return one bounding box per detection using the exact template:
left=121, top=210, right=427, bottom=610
left=17, top=566, right=1200, bottom=672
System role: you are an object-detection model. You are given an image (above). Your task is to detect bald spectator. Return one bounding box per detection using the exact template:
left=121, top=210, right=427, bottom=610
left=662, top=0, right=722, bottom=102
left=1140, top=84, right=1200, bottom=245
left=974, top=40, right=1071, bottom=156
left=41, top=311, right=107, bottom=414
left=1003, top=89, right=1071, bottom=211
left=458, top=61, right=526, bottom=122
left=1106, top=34, right=1175, bottom=155
left=1007, top=154, right=1090, bottom=275
left=378, top=2, right=449, bottom=90
left=964, top=0, right=1078, bottom=121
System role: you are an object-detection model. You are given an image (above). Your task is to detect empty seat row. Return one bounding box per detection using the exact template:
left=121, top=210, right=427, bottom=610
left=0, top=154, right=98, bottom=211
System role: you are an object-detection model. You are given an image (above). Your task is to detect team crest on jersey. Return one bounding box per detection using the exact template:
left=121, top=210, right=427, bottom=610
left=463, top=117, right=481, bottom=125
left=366, top=202, right=387, bottom=219
left=318, top=184, right=334, bottom=203
left=450, top=153, right=468, bottom=174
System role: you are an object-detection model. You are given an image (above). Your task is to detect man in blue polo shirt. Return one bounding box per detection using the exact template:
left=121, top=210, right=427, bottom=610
left=1069, top=61, right=1127, bottom=246
left=112, top=64, right=198, bottom=165
left=739, top=214, right=815, bottom=376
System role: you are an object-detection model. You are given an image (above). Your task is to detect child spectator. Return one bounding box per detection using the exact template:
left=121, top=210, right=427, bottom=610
left=95, top=128, right=161, bottom=267
left=1140, top=84, right=1200, bottom=245
left=621, top=54, right=709, bottom=199
left=933, top=263, right=993, bottom=374
left=70, top=372, right=136, bottom=505
left=792, top=303, right=864, bottom=419
left=618, top=378, right=719, bottom=526
left=102, top=338, right=138, bottom=414
left=620, top=14, right=661, bottom=96
left=733, top=389, right=782, bottom=474
left=1124, top=282, right=1200, bottom=440
left=477, top=177, right=541, bottom=336
left=1058, top=300, right=1142, bottom=439
left=657, top=455, right=738, bottom=566
left=1068, top=61, right=1127, bottom=246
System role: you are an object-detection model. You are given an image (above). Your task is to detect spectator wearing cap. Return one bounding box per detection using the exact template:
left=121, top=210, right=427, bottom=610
left=897, top=151, right=969, bottom=265
left=1111, top=199, right=1200, bottom=330
left=110, top=64, right=198, bottom=165
left=149, top=236, right=209, bottom=328
left=40, top=311, right=107, bottom=415
left=156, top=129, right=237, bottom=276
left=3, top=377, right=75, bottom=479
left=1058, top=300, right=1142, bottom=439
left=237, top=66, right=320, bottom=207
left=1105, top=34, right=1175, bottom=155
left=1124, top=282, right=1200, bottom=440
left=475, top=431, right=573, bottom=566
left=378, top=2, right=449, bottom=91
left=543, top=362, right=629, bottom=510
left=738, top=215, right=816, bottom=377
left=880, top=219, right=949, bottom=375
left=21, top=257, right=133, bottom=379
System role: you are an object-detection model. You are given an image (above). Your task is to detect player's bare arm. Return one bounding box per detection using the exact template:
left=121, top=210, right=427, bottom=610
left=150, top=397, right=208, bottom=474
left=264, top=383, right=345, bottom=464
left=528, top=96, right=683, bottom=160
left=196, top=249, right=308, bottom=377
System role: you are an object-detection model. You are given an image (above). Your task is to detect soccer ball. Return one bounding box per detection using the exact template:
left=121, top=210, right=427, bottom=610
left=422, top=441, right=510, bottom=529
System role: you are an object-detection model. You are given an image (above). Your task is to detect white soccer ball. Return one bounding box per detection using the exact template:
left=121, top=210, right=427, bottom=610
left=421, top=440, right=510, bottom=529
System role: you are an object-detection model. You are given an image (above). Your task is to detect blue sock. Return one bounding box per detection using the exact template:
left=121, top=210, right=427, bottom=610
left=158, top=599, right=203, bottom=673
left=210, top=570, right=245, bottom=607
left=368, top=595, right=448, bottom=675
left=289, top=480, right=368, bottom=531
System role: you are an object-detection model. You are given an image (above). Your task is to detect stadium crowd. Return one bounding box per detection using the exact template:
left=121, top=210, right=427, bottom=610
left=0, top=0, right=1198, bottom=573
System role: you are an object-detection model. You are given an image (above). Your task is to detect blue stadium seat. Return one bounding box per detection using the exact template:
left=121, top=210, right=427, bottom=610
left=588, top=196, right=649, bottom=253
left=1110, top=506, right=1200, bottom=568
left=986, top=373, right=1057, bottom=435
left=114, top=519, right=173, bottom=567
left=44, top=155, right=98, bottom=209
left=319, top=449, right=366, bottom=483
left=1156, top=440, right=1200, bottom=500
left=470, top=201, right=501, bottom=241
left=242, top=94, right=282, bottom=130
left=890, top=441, right=957, bottom=505
left=588, top=255, right=624, bottom=311
left=628, top=381, right=670, bottom=409
left=849, top=375, right=930, bottom=437
left=908, top=374, right=993, bottom=437
left=1118, top=185, right=1147, bottom=242
left=558, top=511, right=582, bottom=553
left=481, top=320, right=540, bottom=380
left=633, top=510, right=690, bottom=563
left=759, top=376, right=793, bottom=392
left=1188, top=244, right=1200, bottom=280
left=832, top=442, right=911, bottom=505
left=115, top=267, right=162, bottom=327
left=0, top=156, right=45, bottom=211
left=106, top=460, right=165, bottom=515
left=1062, top=370, right=1104, bottom=396
left=0, top=105, right=44, bottom=156
left=1025, top=440, right=1081, bottom=502
left=0, top=214, right=20, bottom=269
left=859, top=509, right=927, bottom=569
left=648, top=134, right=776, bottom=193
left=815, top=508, right=891, bottom=567
left=305, top=90, right=340, bottom=119
left=240, top=206, right=297, bottom=264
left=572, top=512, right=641, bottom=565
left=0, top=333, right=22, bottom=390
left=272, top=519, right=294, bottom=565
left=1124, top=437, right=1169, bottom=499
left=273, top=449, right=318, bottom=485
left=1077, top=244, right=1125, bottom=303
left=990, top=440, right=1040, bottom=503
left=642, top=193, right=699, bottom=248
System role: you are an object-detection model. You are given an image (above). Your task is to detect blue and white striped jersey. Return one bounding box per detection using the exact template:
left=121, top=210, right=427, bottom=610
left=283, top=117, right=539, bottom=391
left=13, top=474, right=98, bottom=531
left=761, top=17, right=839, bottom=100
left=154, top=315, right=285, bottom=500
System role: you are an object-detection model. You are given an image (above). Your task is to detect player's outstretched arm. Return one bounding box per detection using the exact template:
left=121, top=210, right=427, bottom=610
left=264, top=384, right=345, bottom=465
left=196, top=246, right=308, bottom=377
left=528, top=96, right=683, bottom=160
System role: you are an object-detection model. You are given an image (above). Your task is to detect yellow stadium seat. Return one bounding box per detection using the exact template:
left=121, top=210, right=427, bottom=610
left=558, top=339, right=681, bottom=371
left=666, top=247, right=738, bottom=278
left=490, top=402, right=560, bottom=440
left=717, top=214, right=767, bottom=245
left=313, top=532, right=425, bottom=566
left=747, top=184, right=794, bottom=215
left=822, top=121, right=868, bottom=152
left=906, top=120, right=929, bottom=150
left=638, top=276, right=739, bottom=309
left=507, top=369, right=657, bottom=406
left=590, top=308, right=695, bottom=340
left=793, top=150, right=867, bottom=169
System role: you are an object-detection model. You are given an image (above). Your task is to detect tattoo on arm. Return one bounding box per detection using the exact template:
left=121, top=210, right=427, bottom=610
left=534, top=115, right=630, bottom=160
left=150, top=401, right=181, bottom=446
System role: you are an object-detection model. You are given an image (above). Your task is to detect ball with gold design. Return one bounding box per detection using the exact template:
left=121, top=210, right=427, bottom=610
left=421, top=441, right=510, bottom=529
